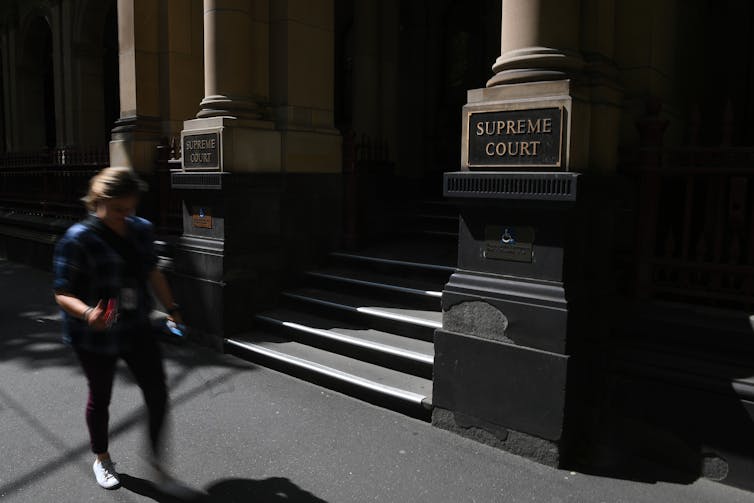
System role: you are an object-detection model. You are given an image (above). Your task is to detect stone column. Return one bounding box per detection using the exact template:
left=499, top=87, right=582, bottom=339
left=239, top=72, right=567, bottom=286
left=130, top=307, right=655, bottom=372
left=197, top=0, right=262, bottom=119
left=173, top=0, right=338, bottom=347
left=459, top=0, right=622, bottom=173
left=181, top=0, right=278, bottom=173
left=109, top=0, right=163, bottom=173
left=154, top=0, right=205, bottom=141
left=487, top=0, right=583, bottom=87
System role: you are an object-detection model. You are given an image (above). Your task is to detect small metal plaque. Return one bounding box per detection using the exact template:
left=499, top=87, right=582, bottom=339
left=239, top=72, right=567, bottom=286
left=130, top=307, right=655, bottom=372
left=192, top=207, right=213, bottom=229
left=483, top=226, right=534, bottom=263
left=183, top=132, right=220, bottom=170
left=467, top=107, right=563, bottom=169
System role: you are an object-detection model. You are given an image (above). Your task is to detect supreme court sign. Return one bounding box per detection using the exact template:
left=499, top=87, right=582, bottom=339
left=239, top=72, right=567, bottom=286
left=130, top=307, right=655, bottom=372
left=465, top=107, right=564, bottom=169
left=182, top=130, right=221, bottom=170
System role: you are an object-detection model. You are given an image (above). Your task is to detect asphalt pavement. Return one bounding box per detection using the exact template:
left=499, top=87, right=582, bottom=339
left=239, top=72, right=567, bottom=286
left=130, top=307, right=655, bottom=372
left=1, top=258, right=754, bottom=503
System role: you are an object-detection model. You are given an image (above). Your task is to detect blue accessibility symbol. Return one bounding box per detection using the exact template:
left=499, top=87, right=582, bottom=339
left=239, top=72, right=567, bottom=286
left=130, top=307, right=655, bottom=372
left=501, top=228, right=516, bottom=245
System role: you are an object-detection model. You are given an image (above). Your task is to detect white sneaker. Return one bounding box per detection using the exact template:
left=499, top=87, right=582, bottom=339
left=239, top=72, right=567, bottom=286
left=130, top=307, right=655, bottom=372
left=92, top=458, right=120, bottom=489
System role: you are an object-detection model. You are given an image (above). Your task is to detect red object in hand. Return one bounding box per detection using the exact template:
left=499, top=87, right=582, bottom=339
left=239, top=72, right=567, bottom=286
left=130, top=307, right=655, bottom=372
left=104, top=298, right=118, bottom=327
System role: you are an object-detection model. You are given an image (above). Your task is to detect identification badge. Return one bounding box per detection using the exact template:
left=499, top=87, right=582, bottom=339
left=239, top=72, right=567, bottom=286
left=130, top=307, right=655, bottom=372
left=120, top=287, right=138, bottom=311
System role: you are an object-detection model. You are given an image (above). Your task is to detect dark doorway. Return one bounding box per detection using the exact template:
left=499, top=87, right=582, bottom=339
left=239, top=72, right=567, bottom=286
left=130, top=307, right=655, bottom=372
left=334, top=0, right=500, bottom=193
left=22, top=16, right=56, bottom=149
left=102, top=4, right=120, bottom=142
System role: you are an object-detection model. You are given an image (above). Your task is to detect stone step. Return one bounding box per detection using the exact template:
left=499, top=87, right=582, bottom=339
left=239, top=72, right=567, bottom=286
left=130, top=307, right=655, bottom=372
left=330, top=250, right=456, bottom=276
left=416, top=229, right=459, bottom=240
left=255, top=307, right=434, bottom=378
left=282, top=287, right=441, bottom=342
left=330, top=236, right=456, bottom=271
left=225, top=235, right=453, bottom=419
left=225, top=334, right=433, bottom=418
left=394, top=199, right=459, bottom=219
left=412, top=213, right=459, bottom=222
left=303, top=267, right=443, bottom=310
left=386, top=210, right=460, bottom=234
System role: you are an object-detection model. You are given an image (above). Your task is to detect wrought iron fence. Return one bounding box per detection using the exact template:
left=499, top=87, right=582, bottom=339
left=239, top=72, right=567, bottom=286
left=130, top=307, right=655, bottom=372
left=0, top=143, right=184, bottom=237
left=0, top=146, right=109, bottom=220
left=624, top=147, right=754, bottom=310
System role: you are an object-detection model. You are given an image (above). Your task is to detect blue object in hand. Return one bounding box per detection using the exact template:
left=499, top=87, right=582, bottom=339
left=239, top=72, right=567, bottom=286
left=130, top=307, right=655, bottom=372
left=165, top=319, right=186, bottom=338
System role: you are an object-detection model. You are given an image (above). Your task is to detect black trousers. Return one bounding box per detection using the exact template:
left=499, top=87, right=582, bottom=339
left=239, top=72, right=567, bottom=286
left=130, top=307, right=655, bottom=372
left=75, top=335, right=168, bottom=456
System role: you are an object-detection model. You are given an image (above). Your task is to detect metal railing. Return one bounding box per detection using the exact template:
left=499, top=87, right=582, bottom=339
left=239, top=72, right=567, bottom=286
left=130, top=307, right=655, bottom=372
left=624, top=144, right=754, bottom=310
left=0, top=146, right=109, bottom=220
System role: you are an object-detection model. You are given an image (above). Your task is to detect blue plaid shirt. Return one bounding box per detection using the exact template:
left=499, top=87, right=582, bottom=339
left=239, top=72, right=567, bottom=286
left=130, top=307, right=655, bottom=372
left=53, top=215, right=158, bottom=354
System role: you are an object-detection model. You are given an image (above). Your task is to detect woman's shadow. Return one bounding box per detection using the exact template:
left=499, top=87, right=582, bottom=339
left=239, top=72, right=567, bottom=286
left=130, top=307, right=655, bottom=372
left=120, top=473, right=329, bottom=503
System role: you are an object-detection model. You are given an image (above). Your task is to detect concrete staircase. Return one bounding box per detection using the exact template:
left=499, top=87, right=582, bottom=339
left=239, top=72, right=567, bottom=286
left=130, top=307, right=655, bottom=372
left=225, top=201, right=458, bottom=419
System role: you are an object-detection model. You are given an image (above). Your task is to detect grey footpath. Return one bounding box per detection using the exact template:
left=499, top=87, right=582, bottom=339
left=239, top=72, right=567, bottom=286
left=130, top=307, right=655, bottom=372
left=0, top=258, right=753, bottom=503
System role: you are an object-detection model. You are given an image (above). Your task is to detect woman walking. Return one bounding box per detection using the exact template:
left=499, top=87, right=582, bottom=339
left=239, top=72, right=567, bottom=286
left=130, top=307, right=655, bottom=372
left=52, top=167, right=182, bottom=489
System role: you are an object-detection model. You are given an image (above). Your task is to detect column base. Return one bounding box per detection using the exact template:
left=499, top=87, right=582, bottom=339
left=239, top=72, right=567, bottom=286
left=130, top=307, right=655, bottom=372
left=433, top=171, right=616, bottom=468
left=487, top=69, right=569, bottom=87
left=462, top=79, right=621, bottom=172
left=197, top=95, right=262, bottom=120
left=168, top=234, right=275, bottom=349
left=182, top=116, right=281, bottom=172
left=167, top=176, right=284, bottom=347
left=488, top=47, right=584, bottom=87
left=109, top=115, right=163, bottom=173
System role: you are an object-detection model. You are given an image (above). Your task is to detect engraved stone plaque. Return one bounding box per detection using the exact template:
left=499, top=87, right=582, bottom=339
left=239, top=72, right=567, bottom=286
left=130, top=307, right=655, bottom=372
left=466, top=107, right=563, bottom=169
left=183, top=131, right=221, bottom=170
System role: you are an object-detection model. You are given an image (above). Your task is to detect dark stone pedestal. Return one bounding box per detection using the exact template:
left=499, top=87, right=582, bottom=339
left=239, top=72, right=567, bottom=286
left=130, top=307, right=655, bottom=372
left=433, top=171, right=614, bottom=467
left=169, top=171, right=341, bottom=348
left=433, top=329, right=568, bottom=466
